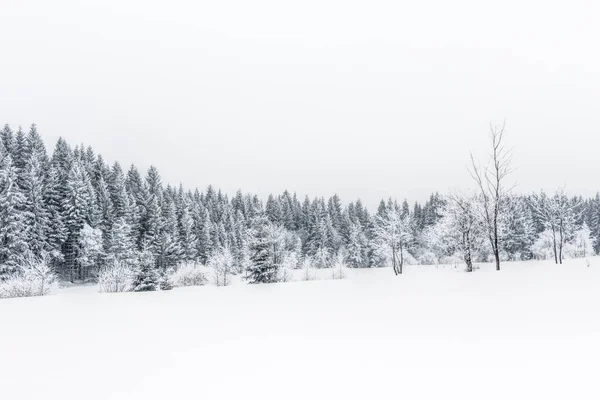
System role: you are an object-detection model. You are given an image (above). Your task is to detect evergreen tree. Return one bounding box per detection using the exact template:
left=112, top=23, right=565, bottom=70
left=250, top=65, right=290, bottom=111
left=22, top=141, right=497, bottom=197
left=131, top=247, right=159, bottom=292
left=106, top=217, right=136, bottom=264
left=247, top=215, right=280, bottom=284
left=12, top=126, right=28, bottom=189
left=43, top=165, right=67, bottom=258
left=178, top=197, right=198, bottom=262
left=0, top=124, right=14, bottom=156
left=0, top=154, right=30, bottom=275
left=62, top=159, right=96, bottom=279
left=22, top=151, right=51, bottom=257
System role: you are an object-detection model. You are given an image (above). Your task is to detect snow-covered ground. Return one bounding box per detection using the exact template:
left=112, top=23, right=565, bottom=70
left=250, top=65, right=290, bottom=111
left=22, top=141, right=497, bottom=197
left=1, top=257, right=600, bottom=400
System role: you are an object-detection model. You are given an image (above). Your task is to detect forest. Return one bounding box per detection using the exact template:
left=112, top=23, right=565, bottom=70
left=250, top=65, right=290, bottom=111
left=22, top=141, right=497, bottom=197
left=0, top=123, right=597, bottom=297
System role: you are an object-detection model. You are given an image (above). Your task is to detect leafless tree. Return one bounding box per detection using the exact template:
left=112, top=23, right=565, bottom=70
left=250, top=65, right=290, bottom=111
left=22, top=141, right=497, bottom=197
left=469, top=121, right=513, bottom=271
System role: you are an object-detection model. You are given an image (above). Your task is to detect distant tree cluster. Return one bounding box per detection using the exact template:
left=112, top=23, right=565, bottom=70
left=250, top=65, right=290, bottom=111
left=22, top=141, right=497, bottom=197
left=0, top=123, right=597, bottom=291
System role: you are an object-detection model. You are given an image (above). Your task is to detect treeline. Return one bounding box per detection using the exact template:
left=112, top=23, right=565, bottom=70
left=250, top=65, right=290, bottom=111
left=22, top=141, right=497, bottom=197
left=0, top=123, right=599, bottom=284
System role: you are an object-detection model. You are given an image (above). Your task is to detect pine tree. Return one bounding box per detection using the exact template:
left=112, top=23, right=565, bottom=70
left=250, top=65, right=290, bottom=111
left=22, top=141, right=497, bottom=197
left=12, top=126, right=28, bottom=189
left=247, top=215, right=280, bottom=284
left=346, top=222, right=368, bottom=268
left=62, top=159, right=97, bottom=280
left=131, top=247, right=159, bottom=292
left=43, top=165, right=67, bottom=258
left=106, top=217, right=136, bottom=264
left=22, top=151, right=51, bottom=257
left=0, top=154, right=30, bottom=275
left=502, top=196, right=536, bottom=260
left=108, top=163, right=129, bottom=218
left=0, top=124, right=14, bottom=156
left=178, top=196, right=198, bottom=262
left=195, top=206, right=213, bottom=264
left=265, top=194, right=283, bottom=224
left=96, top=175, right=114, bottom=240
left=25, top=124, right=47, bottom=164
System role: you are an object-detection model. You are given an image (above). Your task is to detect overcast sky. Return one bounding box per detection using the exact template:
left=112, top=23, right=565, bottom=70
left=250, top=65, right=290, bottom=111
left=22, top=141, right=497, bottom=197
left=1, top=0, right=599, bottom=209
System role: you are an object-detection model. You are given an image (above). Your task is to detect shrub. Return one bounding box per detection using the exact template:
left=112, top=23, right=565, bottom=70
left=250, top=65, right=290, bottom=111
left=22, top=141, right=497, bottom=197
left=168, top=262, right=208, bottom=288
left=418, top=251, right=438, bottom=266
left=98, top=262, right=134, bottom=293
left=439, top=254, right=463, bottom=267
left=0, top=255, right=57, bottom=299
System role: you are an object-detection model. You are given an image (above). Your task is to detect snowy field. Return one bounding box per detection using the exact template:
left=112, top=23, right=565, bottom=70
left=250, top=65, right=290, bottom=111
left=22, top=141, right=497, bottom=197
left=1, top=257, right=600, bottom=400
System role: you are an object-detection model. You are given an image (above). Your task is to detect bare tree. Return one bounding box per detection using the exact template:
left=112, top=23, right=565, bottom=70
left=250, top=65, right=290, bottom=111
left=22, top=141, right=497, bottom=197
left=469, top=122, right=513, bottom=271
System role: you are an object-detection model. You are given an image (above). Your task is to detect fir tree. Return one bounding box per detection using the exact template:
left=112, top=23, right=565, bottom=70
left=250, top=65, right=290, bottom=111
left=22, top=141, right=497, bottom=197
left=0, top=154, right=30, bottom=275
left=0, top=124, right=14, bottom=156
left=22, top=151, right=51, bottom=257
left=247, top=215, right=280, bottom=284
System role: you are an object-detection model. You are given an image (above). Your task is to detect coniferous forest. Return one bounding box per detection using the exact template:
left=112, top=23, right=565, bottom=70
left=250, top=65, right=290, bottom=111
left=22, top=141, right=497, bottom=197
left=0, top=123, right=598, bottom=295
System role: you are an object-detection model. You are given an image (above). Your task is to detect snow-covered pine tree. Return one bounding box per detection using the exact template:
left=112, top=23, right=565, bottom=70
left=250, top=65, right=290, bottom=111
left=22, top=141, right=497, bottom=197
left=43, top=165, right=67, bottom=260
left=62, top=159, right=97, bottom=280
left=265, top=194, right=283, bottom=225
left=501, top=196, right=536, bottom=261
left=106, top=217, right=136, bottom=265
left=22, top=151, right=51, bottom=257
left=12, top=126, right=28, bottom=190
left=131, top=244, right=159, bottom=292
left=194, top=206, right=213, bottom=264
left=25, top=124, right=48, bottom=165
left=0, top=154, right=30, bottom=276
left=178, top=195, right=198, bottom=262
left=346, top=222, right=368, bottom=268
left=0, top=124, right=14, bottom=156
left=327, top=194, right=343, bottom=232
left=96, top=175, right=114, bottom=242
left=247, top=214, right=280, bottom=284
left=588, top=193, right=600, bottom=253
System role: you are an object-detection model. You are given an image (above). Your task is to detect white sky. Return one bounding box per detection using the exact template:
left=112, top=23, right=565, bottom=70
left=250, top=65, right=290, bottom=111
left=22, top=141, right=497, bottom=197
left=1, top=0, right=599, bottom=208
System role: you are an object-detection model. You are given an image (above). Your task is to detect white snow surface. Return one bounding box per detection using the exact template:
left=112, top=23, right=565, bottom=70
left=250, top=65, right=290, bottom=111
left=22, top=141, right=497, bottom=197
left=1, top=258, right=600, bottom=400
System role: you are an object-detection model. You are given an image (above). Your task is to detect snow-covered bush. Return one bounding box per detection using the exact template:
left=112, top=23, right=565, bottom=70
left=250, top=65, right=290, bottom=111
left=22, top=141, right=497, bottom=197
left=438, top=254, right=463, bottom=267
left=418, top=251, right=438, bottom=266
left=0, top=255, right=57, bottom=299
left=208, top=247, right=235, bottom=287
left=531, top=230, right=556, bottom=260
left=98, top=262, right=135, bottom=293
left=168, top=262, right=208, bottom=288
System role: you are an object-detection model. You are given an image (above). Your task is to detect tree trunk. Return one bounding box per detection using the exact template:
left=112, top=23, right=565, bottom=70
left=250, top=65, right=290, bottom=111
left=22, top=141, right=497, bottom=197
left=494, top=250, right=500, bottom=271
left=494, top=216, right=500, bottom=271
left=464, top=233, right=473, bottom=272
left=559, top=224, right=564, bottom=264
left=552, top=227, right=558, bottom=264
left=399, top=245, right=404, bottom=275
